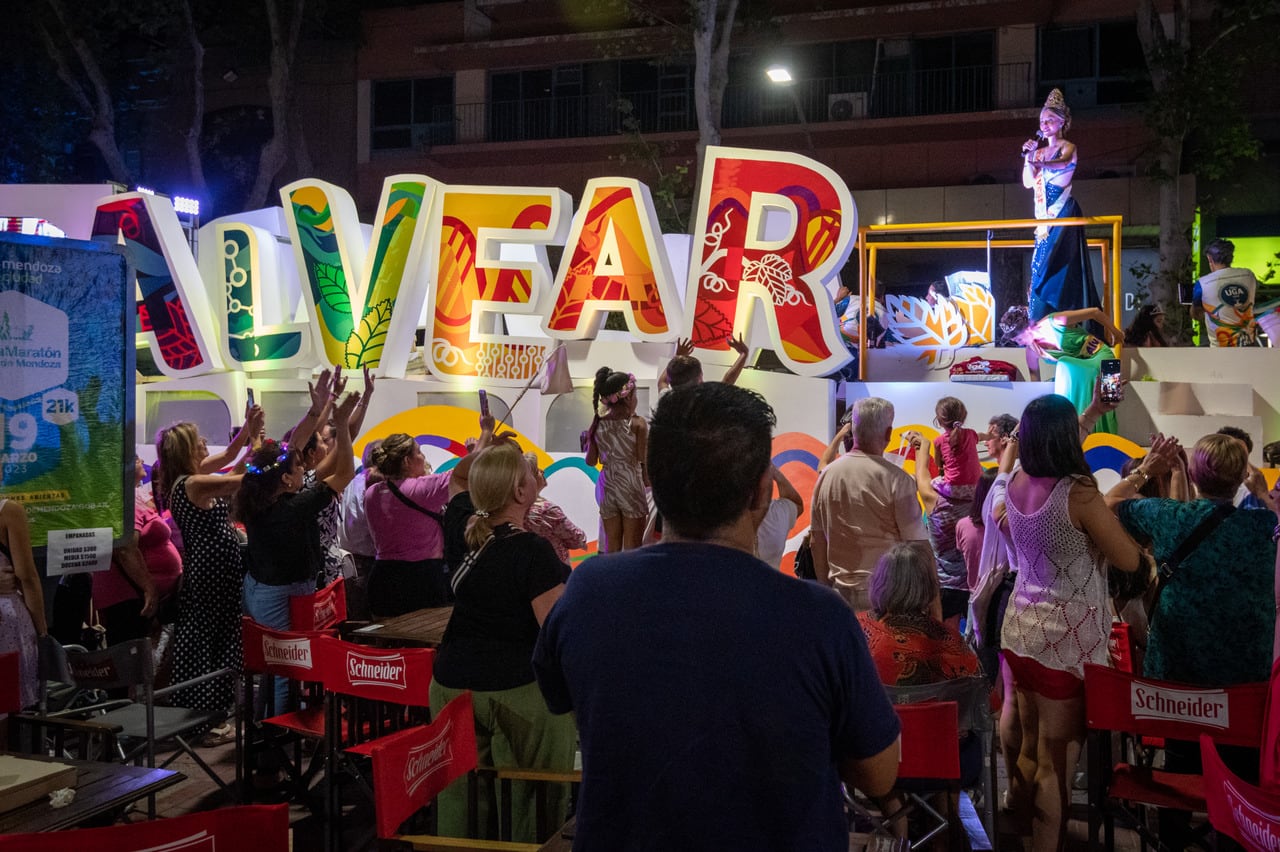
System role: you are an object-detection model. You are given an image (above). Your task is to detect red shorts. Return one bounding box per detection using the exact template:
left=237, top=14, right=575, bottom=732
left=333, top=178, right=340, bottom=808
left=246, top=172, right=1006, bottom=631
left=1001, top=651, right=1084, bottom=700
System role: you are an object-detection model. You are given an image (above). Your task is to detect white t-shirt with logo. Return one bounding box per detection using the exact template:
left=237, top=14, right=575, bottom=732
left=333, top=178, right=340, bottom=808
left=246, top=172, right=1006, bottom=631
left=1194, top=266, right=1259, bottom=347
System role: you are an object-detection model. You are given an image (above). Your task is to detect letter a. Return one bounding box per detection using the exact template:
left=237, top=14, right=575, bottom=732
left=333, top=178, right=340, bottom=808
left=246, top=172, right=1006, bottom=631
left=544, top=178, right=680, bottom=340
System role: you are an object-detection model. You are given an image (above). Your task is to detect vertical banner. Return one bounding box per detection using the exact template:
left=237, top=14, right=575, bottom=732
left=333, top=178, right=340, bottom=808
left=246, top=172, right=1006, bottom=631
left=0, top=234, right=133, bottom=555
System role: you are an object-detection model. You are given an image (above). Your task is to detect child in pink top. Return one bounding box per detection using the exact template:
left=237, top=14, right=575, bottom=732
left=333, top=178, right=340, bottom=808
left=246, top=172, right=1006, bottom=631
left=931, top=396, right=988, bottom=500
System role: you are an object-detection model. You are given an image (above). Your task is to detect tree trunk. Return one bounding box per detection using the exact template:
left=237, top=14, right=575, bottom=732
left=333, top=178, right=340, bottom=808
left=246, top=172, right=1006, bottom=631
left=690, top=0, right=738, bottom=200
left=1152, top=136, right=1187, bottom=308
left=178, top=0, right=209, bottom=200
left=243, top=0, right=305, bottom=210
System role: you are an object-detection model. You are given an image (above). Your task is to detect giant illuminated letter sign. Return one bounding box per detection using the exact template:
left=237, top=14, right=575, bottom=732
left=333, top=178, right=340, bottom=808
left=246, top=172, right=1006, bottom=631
left=281, top=175, right=440, bottom=373
left=687, top=146, right=855, bottom=377
left=205, top=221, right=311, bottom=370
left=428, top=186, right=570, bottom=383
left=92, top=193, right=223, bottom=378
left=544, top=178, right=680, bottom=340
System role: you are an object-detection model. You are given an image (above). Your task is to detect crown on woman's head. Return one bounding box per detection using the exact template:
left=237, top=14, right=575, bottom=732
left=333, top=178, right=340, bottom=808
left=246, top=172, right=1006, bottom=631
left=1042, top=88, right=1072, bottom=130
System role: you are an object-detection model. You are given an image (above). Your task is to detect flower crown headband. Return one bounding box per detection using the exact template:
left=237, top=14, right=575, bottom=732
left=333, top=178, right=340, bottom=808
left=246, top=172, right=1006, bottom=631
left=245, top=443, right=291, bottom=476
left=601, top=374, right=636, bottom=407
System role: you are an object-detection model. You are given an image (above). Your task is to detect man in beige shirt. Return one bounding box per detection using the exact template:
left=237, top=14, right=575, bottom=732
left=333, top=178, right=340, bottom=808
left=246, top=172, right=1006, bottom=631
left=810, top=397, right=930, bottom=611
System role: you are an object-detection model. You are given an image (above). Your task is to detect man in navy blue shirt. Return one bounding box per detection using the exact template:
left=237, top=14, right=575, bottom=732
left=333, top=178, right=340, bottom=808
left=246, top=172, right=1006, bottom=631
left=533, top=382, right=901, bottom=851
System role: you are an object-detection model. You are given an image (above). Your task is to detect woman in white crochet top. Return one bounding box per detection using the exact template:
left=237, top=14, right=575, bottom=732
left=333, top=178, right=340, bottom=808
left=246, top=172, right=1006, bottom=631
left=998, top=394, right=1151, bottom=850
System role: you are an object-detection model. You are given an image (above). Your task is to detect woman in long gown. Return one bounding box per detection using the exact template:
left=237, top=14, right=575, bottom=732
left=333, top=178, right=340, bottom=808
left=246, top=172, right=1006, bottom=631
left=1022, top=88, right=1101, bottom=321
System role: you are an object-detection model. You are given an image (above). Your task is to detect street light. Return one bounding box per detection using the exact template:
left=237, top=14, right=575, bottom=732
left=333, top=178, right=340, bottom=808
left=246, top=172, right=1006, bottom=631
left=764, top=66, right=815, bottom=156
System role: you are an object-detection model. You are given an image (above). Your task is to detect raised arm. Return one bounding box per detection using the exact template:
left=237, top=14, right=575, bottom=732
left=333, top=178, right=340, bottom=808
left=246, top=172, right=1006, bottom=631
left=1072, top=483, right=1143, bottom=573
left=320, top=392, right=361, bottom=494
left=346, top=366, right=376, bottom=439
left=657, top=338, right=694, bottom=392
left=450, top=414, right=497, bottom=498
left=771, top=465, right=804, bottom=514
left=1104, top=434, right=1179, bottom=511
left=818, top=423, right=851, bottom=471
left=721, top=335, right=750, bottom=386
left=288, top=367, right=335, bottom=457
left=1079, top=374, right=1122, bottom=442
left=907, top=432, right=939, bottom=515
left=203, top=404, right=263, bottom=472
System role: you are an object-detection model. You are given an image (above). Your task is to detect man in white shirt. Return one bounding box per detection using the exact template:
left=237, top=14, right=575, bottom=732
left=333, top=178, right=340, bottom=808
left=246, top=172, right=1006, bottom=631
left=810, top=397, right=930, bottom=611
left=1192, top=238, right=1260, bottom=347
left=756, top=465, right=804, bottom=570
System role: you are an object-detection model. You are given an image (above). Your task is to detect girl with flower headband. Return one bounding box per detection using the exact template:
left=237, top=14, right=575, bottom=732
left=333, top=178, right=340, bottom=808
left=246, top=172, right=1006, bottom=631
left=584, top=366, right=649, bottom=552
left=233, top=391, right=361, bottom=712
left=1020, top=88, right=1102, bottom=322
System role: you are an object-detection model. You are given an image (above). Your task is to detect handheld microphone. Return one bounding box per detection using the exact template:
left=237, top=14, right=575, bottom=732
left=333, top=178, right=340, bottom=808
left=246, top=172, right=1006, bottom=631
left=1022, top=130, right=1045, bottom=157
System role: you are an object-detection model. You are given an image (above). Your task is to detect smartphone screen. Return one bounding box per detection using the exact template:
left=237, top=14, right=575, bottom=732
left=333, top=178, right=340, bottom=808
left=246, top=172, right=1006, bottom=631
left=246, top=388, right=255, bottom=408
left=478, top=389, right=490, bottom=418
left=1100, top=359, right=1123, bottom=403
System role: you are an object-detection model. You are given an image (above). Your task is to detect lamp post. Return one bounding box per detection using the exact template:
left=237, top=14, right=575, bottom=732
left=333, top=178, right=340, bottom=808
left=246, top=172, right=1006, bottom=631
left=765, top=66, right=815, bottom=156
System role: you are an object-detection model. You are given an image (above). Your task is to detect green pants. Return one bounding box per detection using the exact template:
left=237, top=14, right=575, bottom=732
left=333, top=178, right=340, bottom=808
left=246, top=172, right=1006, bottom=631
left=429, top=678, right=577, bottom=843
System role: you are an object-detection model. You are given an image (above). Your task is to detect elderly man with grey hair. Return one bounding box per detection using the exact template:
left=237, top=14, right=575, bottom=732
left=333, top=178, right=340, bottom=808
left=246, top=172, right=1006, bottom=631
left=811, top=397, right=930, bottom=612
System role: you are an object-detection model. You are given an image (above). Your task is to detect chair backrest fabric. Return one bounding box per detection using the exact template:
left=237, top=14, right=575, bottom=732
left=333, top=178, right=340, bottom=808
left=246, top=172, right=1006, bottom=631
left=289, top=576, right=347, bottom=631
left=1084, top=663, right=1268, bottom=749
left=315, top=636, right=434, bottom=705
left=65, top=638, right=153, bottom=691
left=888, top=675, right=992, bottom=736
left=0, top=803, right=289, bottom=851
left=240, top=616, right=326, bottom=680
left=1260, top=657, right=1280, bottom=789
left=371, top=692, right=478, bottom=839
left=0, top=652, right=21, bottom=713
left=896, top=701, right=961, bottom=780
left=1201, top=733, right=1280, bottom=851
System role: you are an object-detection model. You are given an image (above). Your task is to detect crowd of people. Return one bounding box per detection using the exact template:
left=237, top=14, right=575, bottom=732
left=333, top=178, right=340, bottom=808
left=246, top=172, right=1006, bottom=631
left=0, top=232, right=1273, bottom=850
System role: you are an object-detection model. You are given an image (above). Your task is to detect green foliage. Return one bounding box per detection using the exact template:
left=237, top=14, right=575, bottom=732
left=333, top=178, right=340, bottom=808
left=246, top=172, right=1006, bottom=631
left=344, top=298, right=394, bottom=367
left=612, top=97, right=694, bottom=233
left=315, top=263, right=352, bottom=317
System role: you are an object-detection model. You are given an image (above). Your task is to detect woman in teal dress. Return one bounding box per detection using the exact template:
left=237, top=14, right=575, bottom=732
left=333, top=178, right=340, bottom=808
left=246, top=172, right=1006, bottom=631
left=1001, top=305, right=1123, bottom=434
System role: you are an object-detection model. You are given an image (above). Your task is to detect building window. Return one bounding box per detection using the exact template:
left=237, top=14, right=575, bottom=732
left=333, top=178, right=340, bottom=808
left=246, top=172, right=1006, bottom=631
left=1038, top=21, right=1145, bottom=107
left=371, top=76, right=455, bottom=151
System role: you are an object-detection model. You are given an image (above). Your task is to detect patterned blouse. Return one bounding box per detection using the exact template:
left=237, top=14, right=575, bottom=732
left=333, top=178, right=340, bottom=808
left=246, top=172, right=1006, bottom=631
left=858, top=611, right=981, bottom=686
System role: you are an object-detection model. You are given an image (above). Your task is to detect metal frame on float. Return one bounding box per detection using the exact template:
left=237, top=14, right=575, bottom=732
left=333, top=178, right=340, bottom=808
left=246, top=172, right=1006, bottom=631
left=854, top=215, right=1125, bottom=380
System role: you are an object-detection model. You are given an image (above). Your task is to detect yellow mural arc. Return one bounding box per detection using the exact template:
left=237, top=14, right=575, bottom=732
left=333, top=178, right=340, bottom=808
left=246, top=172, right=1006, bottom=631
left=353, top=405, right=555, bottom=471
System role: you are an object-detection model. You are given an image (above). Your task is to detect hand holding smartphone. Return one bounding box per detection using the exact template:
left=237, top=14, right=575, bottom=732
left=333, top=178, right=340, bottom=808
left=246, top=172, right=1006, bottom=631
left=478, top=389, right=490, bottom=418
left=1100, top=359, right=1124, bottom=404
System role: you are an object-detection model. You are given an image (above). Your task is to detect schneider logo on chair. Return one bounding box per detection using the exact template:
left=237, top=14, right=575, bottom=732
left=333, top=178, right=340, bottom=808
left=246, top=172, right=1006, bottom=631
left=1130, top=684, right=1229, bottom=729
left=262, top=636, right=313, bottom=668
left=404, top=721, right=454, bottom=796
left=346, top=651, right=408, bottom=690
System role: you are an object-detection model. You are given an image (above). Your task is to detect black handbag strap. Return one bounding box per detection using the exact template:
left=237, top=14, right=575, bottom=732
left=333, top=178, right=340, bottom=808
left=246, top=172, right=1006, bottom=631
left=385, top=479, right=445, bottom=525
left=1156, top=503, right=1234, bottom=591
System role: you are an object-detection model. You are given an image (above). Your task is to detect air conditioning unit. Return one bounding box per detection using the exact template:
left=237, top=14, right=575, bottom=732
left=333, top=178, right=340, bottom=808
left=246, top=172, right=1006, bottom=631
left=828, top=92, right=867, bottom=121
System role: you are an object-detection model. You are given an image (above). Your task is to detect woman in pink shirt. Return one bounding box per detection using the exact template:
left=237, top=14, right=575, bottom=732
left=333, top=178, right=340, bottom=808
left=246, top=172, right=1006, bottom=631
left=364, top=433, right=455, bottom=616
left=95, top=457, right=183, bottom=645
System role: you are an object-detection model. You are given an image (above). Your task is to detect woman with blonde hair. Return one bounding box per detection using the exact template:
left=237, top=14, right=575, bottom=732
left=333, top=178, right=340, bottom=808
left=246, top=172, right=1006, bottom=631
left=429, top=441, right=575, bottom=843
left=155, top=404, right=264, bottom=731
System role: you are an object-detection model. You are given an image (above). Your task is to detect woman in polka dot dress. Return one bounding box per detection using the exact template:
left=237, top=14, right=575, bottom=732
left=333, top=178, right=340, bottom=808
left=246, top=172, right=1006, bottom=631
left=155, top=406, right=263, bottom=727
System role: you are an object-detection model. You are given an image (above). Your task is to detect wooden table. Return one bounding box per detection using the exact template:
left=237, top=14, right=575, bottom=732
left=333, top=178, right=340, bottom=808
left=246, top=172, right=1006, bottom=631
left=0, top=756, right=184, bottom=833
left=350, top=606, right=453, bottom=648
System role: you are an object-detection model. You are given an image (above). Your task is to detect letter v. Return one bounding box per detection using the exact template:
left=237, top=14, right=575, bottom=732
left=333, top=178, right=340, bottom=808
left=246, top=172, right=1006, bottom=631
left=281, top=175, right=441, bottom=372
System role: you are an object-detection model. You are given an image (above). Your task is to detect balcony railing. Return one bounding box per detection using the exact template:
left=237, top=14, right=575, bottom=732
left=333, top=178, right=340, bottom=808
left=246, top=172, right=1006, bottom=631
left=375, top=62, right=1034, bottom=151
